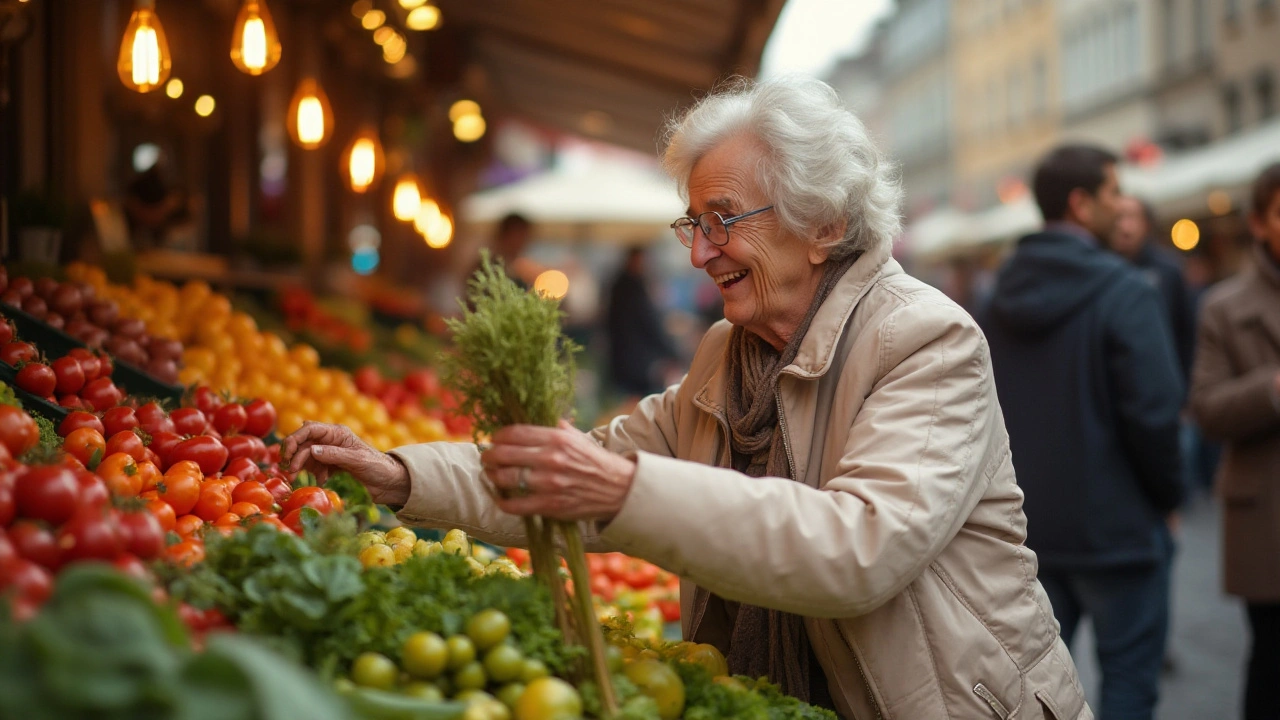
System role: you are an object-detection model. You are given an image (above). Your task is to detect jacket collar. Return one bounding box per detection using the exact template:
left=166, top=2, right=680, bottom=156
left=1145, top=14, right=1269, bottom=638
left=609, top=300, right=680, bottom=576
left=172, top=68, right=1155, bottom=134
left=692, top=241, right=897, bottom=418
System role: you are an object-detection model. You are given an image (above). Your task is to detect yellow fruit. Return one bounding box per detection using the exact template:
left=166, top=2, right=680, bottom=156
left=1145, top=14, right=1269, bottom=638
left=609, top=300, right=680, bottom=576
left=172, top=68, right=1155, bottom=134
left=465, top=557, right=487, bottom=576
left=623, top=660, right=685, bottom=720
left=359, top=544, right=396, bottom=568
left=441, top=529, right=470, bottom=557
left=385, top=527, right=416, bottom=545
left=412, top=539, right=436, bottom=558
left=289, top=344, right=321, bottom=370
left=355, top=531, right=387, bottom=550
left=392, top=541, right=415, bottom=563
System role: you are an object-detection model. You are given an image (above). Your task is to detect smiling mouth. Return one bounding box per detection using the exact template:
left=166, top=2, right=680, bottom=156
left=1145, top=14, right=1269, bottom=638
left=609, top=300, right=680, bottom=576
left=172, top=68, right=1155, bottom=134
left=713, top=269, right=749, bottom=289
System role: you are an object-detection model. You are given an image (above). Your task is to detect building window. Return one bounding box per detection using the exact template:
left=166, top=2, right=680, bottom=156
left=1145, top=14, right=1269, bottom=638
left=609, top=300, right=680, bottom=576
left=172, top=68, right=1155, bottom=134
left=1258, top=70, right=1276, bottom=121
left=1224, top=83, right=1243, bottom=133
left=1163, top=0, right=1178, bottom=68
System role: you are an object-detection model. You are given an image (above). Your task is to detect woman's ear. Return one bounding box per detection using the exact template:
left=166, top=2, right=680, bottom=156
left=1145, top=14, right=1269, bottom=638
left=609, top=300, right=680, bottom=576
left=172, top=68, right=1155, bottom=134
left=809, top=221, right=846, bottom=265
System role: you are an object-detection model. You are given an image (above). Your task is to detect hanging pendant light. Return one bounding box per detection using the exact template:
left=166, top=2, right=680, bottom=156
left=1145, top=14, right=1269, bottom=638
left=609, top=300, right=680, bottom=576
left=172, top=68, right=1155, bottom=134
left=117, top=0, right=172, bottom=93
left=342, top=126, right=385, bottom=193
left=392, top=174, right=422, bottom=221
left=287, top=78, right=334, bottom=149
left=231, top=0, right=282, bottom=75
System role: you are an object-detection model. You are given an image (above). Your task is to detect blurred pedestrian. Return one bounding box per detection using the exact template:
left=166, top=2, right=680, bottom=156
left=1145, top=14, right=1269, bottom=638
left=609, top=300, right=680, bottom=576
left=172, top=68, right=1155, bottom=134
left=1188, top=161, right=1280, bottom=720
left=978, top=145, right=1185, bottom=720
left=605, top=247, right=680, bottom=398
left=469, top=213, right=533, bottom=289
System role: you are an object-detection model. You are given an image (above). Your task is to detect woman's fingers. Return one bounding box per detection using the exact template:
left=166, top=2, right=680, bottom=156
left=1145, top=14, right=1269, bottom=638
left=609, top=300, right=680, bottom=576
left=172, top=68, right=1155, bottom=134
left=489, top=423, right=566, bottom=446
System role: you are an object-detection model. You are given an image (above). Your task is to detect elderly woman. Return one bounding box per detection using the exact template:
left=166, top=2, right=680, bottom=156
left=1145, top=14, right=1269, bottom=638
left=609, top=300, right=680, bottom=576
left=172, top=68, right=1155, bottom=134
left=285, top=77, right=1089, bottom=720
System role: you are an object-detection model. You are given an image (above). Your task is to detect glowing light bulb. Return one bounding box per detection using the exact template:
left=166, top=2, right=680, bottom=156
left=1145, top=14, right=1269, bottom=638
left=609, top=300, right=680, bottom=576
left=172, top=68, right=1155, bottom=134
left=453, top=114, right=486, bottom=142
left=344, top=128, right=384, bottom=193
left=392, top=175, right=422, bottom=221
left=449, top=99, right=480, bottom=122
left=361, top=9, right=385, bottom=29
left=287, top=78, right=334, bottom=149
left=1171, top=219, right=1200, bottom=251
left=406, top=5, right=441, bottom=31
left=424, top=214, right=453, bottom=249
left=117, top=0, right=172, bottom=93
left=194, top=95, right=216, bottom=117
left=231, top=0, right=282, bottom=75
left=414, top=199, right=441, bottom=235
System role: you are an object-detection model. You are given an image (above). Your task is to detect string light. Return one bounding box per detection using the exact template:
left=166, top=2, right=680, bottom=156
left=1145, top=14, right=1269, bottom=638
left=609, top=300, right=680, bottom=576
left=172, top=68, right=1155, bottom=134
left=194, top=95, right=216, bottom=117
left=230, top=0, right=282, bottom=75
left=116, top=0, right=171, bottom=93
left=343, top=127, right=385, bottom=193
left=287, top=78, right=334, bottom=149
left=392, top=175, right=422, bottom=221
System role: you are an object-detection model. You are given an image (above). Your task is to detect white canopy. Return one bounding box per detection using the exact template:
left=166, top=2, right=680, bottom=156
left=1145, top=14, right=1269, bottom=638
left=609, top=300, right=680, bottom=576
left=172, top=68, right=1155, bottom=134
left=460, top=151, right=684, bottom=245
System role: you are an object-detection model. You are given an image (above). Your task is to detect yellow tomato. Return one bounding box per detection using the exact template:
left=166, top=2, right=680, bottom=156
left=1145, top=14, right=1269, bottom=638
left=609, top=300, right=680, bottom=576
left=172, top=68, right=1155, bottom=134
left=294, top=397, right=320, bottom=419
left=201, top=293, right=233, bottom=321
left=276, top=363, right=305, bottom=388
left=277, top=411, right=305, bottom=436
left=183, top=347, right=217, bottom=375
left=178, top=367, right=206, bottom=387
left=260, top=332, right=289, bottom=361
left=180, top=280, right=212, bottom=309
left=289, top=344, right=321, bottom=370
left=226, top=311, right=259, bottom=339
left=306, top=370, right=333, bottom=396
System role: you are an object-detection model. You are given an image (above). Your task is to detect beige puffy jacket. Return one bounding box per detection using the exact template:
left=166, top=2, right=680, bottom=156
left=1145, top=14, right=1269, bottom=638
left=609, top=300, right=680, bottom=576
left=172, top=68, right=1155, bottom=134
left=392, top=243, right=1091, bottom=719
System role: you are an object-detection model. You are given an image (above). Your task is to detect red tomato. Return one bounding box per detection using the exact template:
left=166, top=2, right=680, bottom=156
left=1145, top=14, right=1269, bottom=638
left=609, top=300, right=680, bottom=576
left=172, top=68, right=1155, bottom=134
left=94, top=350, right=113, bottom=378
left=603, top=553, right=629, bottom=582
left=63, top=427, right=106, bottom=468
left=590, top=573, right=616, bottom=602
left=192, top=387, right=224, bottom=416
left=0, top=405, right=39, bottom=457
left=222, top=435, right=266, bottom=464
left=50, top=356, right=86, bottom=395
left=58, top=410, right=104, bottom=438
left=67, top=348, right=101, bottom=382
left=169, top=436, right=228, bottom=476
left=170, top=408, right=207, bottom=436
left=622, top=561, right=659, bottom=590
left=15, top=362, right=56, bottom=398
left=655, top=595, right=681, bottom=623
left=281, top=508, right=307, bottom=534
left=280, top=486, right=332, bottom=517
left=0, top=474, right=14, bottom=526
left=229, top=501, right=261, bottom=518
left=403, top=369, right=440, bottom=398
left=81, top=377, right=123, bottom=411
left=135, top=461, right=161, bottom=492
left=241, top=399, right=277, bottom=437
left=8, top=521, right=60, bottom=570
left=15, top=465, right=79, bottom=525
left=0, top=321, right=12, bottom=346
left=112, top=553, right=153, bottom=581
left=159, top=465, right=202, bottom=516
left=101, top=406, right=140, bottom=438
left=165, top=538, right=205, bottom=567
left=213, top=512, right=241, bottom=528
left=0, top=341, right=37, bottom=366
left=0, top=557, right=53, bottom=605
left=148, top=430, right=183, bottom=470
left=192, top=483, right=232, bottom=522
left=73, top=470, right=111, bottom=510
left=56, top=506, right=123, bottom=563
left=223, top=456, right=263, bottom=484
left=58, top=394, right=90, bottom=411
left=97, top=452, right=142, bottom=498
left=116, top=509, right=165, bottom=560
left=264, top=476, right=292, bottom=505
left=145, top=497, right=177, bottom=532
left=106, top=430, right=147, bottom=463
left=324, top=489, right=344, bottom=513
left=136, top=401, right=174, bottom=435
left=212, top=404, right=247, bottom=435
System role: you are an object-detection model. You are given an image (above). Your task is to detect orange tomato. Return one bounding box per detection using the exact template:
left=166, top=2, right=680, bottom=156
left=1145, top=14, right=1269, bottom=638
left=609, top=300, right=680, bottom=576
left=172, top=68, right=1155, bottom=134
left=229, top=501, right=261, bottom=517
left=146, top=498, right=177, bottom=532
left=136, top=461, right=162, bottom=492
left=165, top=538, right=205, bottom=567
left=193, top=483, right=232, bottom=522
left=214, top=512, right=242, bottom=528
left=324, top=488, right=344, bottom=513
left=231, top=480, right=275, bottom=513
left=165, top=460, right=204, bottom=483
left=217, top=474, right=243, bottom=491
left=64, top=427, right=107, bottom=468
left=174, top=514, right=205, bottom=538
left=160, top=471, right=202, bottom=516
left=97, top=452, right=142, bottom=497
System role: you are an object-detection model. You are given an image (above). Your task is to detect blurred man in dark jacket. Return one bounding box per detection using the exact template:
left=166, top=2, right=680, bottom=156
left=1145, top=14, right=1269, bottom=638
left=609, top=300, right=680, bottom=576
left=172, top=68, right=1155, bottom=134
left=606, top=247, right=679, bottom=398
left=977, top=145, right=1185, bottom=720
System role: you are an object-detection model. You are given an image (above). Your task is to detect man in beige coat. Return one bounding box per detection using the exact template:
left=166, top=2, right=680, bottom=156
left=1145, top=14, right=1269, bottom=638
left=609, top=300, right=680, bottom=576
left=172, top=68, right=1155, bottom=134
left=286, top=77, right=1090, bottom=719
left=1189, top=162, right=1280, bottom=719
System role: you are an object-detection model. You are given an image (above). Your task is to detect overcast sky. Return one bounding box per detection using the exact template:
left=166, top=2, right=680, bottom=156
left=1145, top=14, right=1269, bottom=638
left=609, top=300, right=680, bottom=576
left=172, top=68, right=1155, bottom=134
left=760, top=0, right=893, bottom=78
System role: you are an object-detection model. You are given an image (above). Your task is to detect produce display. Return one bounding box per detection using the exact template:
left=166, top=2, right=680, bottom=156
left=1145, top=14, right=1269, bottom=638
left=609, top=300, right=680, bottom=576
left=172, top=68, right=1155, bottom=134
left=0, top=258, right=836, bottom=719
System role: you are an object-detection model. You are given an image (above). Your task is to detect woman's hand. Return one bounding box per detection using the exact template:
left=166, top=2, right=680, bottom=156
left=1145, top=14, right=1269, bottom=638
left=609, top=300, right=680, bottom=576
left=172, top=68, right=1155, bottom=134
left=281, top=421, right=410, bottom=506
left=480, top=420, right=636, bottom=522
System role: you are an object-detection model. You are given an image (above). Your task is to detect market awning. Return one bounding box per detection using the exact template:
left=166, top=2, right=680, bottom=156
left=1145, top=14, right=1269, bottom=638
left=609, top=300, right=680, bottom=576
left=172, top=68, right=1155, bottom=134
left=437, top=0, right=787, bottom=153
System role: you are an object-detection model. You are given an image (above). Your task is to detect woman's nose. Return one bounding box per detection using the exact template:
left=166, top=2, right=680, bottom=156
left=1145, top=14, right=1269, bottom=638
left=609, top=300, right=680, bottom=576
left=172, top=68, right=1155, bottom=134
left=689, top=228, right=721, bottom=269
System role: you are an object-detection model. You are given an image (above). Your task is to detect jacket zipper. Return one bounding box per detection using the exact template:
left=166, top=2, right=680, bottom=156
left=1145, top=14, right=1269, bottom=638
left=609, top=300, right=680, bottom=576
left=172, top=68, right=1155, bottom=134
left=835, top=622, right=883, bottom=720
left=774, top=389, right=797, bottom=480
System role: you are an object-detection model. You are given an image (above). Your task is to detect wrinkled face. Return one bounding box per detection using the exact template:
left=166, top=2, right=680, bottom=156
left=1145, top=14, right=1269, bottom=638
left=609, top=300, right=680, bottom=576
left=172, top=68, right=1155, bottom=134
left=1251, top=189, right=1280, bottom=262
left=1109, top=196, right=1149, bottom=259
left=685, top=134, right=831, bottom=350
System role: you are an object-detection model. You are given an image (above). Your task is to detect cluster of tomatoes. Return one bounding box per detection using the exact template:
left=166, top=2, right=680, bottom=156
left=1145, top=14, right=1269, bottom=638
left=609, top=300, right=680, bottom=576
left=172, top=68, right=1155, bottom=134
left=353, top=364, right=473, bottom=438
left=0, top=322, right=128, bottom=413
left=278, top=286, right=373, bottom=354
left=503, top=549, right=681, bottom=625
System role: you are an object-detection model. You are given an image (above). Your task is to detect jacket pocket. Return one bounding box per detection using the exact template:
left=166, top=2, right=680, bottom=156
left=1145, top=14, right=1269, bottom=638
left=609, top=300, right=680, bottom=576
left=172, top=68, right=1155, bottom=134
left=1034, top=688, right=1064, bottom=719
left=973, top=683, right=1009, bottom=720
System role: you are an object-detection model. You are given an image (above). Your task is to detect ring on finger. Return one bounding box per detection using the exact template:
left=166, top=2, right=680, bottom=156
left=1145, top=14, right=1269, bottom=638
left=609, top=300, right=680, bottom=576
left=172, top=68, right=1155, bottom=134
left=517, top=466, right=531, bottom=497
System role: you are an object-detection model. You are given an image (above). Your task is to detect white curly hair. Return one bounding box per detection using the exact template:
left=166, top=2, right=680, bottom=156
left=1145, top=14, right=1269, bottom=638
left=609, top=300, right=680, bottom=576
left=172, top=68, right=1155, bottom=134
left=660, top=75, right=902, bottom=261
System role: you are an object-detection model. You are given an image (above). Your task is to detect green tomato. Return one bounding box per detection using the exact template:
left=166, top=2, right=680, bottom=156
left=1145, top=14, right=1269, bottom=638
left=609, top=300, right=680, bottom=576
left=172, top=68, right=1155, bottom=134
left=455, top=689, right=496, bottom=705
left=332, top=677, right=356, bottom=693
left=514, top=677, right=583, bottom=720
left=496, top=682, right=526, bottom=709
left=623, top=660, right=684, bottom=720
left=466, top=609, right=512, bottom=650
left=351, top=652, right=399, bottom=691
left=454, top=660, right=488, bottom=692
left=403, top=681, right=445, bottom=702
left=402, top=631, right=450, bottom=679
left=447, top=635, right=477, bottom=670
left=519, top=658, right=550, bottom=684
left=483, top=644, right=525, bottom=683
